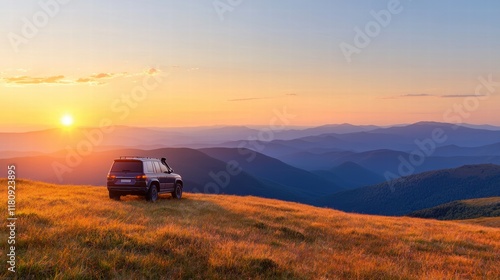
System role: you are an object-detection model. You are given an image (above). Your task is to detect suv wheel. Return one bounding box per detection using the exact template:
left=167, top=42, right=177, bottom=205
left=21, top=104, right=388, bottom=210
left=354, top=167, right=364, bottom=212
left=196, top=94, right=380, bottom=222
left=172, top=183, right=182, bottom=199
left=109, top=191, right=120, bottom=200
left=146, top=185, right=158, bottom=202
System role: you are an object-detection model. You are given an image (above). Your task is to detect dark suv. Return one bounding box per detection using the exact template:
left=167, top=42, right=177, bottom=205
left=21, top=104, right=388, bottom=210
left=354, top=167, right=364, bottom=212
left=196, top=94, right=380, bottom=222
left=107, top=156, right=183, bottom=202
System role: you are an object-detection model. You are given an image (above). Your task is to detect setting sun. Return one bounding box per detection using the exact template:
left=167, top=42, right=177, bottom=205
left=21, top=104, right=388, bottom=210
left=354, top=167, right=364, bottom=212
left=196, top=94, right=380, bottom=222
left=60, top=114, right=74, bottom=127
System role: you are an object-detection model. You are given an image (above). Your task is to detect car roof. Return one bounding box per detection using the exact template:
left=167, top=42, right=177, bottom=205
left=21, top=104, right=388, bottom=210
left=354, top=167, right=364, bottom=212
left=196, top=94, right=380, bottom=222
left=114, top=156, right=160, bottom=161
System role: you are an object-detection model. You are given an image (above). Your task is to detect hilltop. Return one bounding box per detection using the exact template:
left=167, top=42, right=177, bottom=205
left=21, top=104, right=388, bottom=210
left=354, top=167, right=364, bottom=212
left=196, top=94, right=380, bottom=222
left=1, top=179, right=499, bottom=279
left=408, top=197, right=500, bottom=220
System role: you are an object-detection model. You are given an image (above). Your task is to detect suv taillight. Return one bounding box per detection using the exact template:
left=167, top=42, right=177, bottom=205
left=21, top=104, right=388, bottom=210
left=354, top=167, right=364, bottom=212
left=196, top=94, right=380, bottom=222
left=135, top=174, right=147, bottom=181
left=107, top=175, right=116, bottom=181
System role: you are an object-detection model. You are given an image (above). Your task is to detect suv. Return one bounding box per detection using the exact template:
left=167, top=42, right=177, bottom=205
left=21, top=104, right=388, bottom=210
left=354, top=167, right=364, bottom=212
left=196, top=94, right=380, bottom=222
left=107, top=156, right=183, bottom=202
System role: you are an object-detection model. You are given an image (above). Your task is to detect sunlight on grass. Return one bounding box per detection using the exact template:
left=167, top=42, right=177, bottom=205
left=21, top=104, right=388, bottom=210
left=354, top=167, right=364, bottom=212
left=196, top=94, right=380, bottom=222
left=0, top=179, right=499, bottom=279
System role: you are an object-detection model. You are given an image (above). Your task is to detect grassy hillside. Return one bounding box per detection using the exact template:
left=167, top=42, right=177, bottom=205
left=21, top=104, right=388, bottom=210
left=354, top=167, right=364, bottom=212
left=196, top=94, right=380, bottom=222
left=458, top=217, right=500, bottom=228
left=457, top=217, right=500, bottom=228
left=409, top=197, right=500, bottom=220
left=1, top=180, right=499, bottom=279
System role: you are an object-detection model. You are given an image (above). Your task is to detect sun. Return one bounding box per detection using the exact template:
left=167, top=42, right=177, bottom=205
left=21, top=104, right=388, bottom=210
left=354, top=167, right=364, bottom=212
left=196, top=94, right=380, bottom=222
left=60, top=114, right=74, bottom=127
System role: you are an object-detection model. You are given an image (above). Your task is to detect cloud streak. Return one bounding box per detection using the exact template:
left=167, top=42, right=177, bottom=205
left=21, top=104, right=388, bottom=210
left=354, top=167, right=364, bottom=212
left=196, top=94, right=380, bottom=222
left=441, top=94, right=487, bottom=98
left=76, top=72, right=126, bottom=85
left=228, top=93, right=300, bottom=102
left=228, top=97, right=270, bottom=102
left=1, top=68, right=163, bottom=86
left=383, top=93, right=488, bottom=100
left=3, top=75, right=66, bottom=84
left=401, top=94, right=435, bottom=97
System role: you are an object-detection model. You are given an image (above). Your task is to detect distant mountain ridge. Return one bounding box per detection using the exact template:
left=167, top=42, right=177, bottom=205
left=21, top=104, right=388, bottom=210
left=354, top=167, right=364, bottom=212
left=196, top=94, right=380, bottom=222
left=0, top=123, right=381, bottom=154
left=4, top=122, right=500, bottom=155
left=312, top=161, right=384, bottom=189
left=319, top=164, right=500, bottom=216
left=198, top=147, right=345, bottom=195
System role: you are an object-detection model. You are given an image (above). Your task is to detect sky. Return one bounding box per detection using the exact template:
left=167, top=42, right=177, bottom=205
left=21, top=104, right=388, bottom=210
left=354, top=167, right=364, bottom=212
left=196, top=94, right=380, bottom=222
left=1, top=0, right=500, bottom=131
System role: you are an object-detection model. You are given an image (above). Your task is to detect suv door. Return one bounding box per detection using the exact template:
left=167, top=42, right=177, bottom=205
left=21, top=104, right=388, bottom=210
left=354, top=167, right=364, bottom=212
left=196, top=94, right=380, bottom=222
left=160, top=160, right=176, bottom=191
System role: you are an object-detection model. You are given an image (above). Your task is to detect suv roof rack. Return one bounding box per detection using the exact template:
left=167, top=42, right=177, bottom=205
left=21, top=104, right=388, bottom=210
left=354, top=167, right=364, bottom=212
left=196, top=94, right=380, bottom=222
left=118, top=156, right=159, bottom=160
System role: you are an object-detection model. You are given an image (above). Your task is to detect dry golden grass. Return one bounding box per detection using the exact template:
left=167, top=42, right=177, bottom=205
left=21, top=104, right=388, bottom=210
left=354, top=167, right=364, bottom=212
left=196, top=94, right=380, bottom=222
left=458, top=217, right=500, bottom=228
left=1, top=179, right=499, bottom=279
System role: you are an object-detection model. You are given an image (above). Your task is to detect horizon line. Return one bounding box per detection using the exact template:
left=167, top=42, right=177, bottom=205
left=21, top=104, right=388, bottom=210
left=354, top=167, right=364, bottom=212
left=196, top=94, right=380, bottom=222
left=2, top=121, right=500, bottom=134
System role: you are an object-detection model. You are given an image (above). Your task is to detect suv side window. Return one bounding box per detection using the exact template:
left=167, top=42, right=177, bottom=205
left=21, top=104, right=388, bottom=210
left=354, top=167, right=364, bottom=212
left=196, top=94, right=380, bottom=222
left=159, top=162, right=168, bottom=173
left=144, top=161, right=154, bottom=173
left=153, top=161, right=162, bottom=173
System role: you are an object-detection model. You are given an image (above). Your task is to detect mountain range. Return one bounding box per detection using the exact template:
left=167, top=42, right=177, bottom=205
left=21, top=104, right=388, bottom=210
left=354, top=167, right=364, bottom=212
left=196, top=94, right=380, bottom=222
left=2, top=121, right=500, bottom=216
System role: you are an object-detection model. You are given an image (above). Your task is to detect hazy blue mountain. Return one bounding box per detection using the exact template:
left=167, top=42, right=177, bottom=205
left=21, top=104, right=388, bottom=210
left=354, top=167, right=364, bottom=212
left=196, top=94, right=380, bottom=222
left=433, top=143, right=500, bottom=157
left=319, top=164, right=500, bottom=216
left=4, top=122, right=500, bottom=157
left=247, top=123, right=500, bottom=169
left=276, top=150, right=356, bottom=170
left=274, top=123, right=379, bottom=139
left=370, top=122, right=500, bottom=147
left=284, top=122, right=500, bottom=153
left=275, top=132, right=413, bottom=152
left=460, top=124, right=500, bottom=131
left=312, top=161, right=385, bottom=190
left=330, top=151, right=500, bottom=177
left=198, top=147, right=344, bottom=196
left=276, top=146, right=500, bottom=179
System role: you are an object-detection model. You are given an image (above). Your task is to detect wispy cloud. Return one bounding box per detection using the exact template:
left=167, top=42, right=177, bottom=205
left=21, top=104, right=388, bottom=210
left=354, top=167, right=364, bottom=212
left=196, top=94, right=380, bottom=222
left=441, top=94, right=486, bottom=98
left=2, top=68, right=163, bottom=86
left=76, top=72, right=127, bottom=85
left=228, top=97, right=270, bottom=102
left=76, top=68, right=163, bottom=84
left=382, top=93, right=489, bottom=100
left=380, top=93, right=435, bottom=100
left=229, top=93, right=298, bottom=102
left=3, top=75, right=67, bottom=84
left=401, top=93, right=435, bottom=97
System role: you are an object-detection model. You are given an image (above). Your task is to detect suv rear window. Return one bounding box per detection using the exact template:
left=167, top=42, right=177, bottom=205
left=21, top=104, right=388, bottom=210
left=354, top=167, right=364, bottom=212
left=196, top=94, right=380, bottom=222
left=111, top=161, right=143, bottom=172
